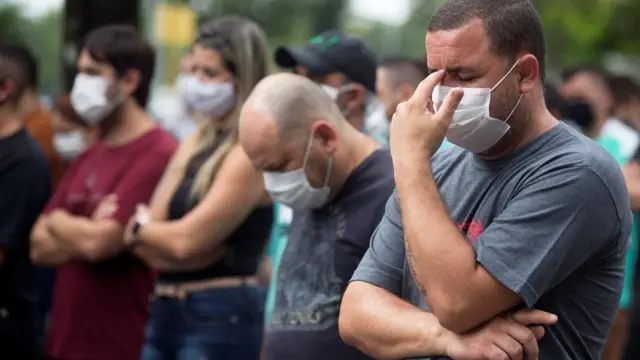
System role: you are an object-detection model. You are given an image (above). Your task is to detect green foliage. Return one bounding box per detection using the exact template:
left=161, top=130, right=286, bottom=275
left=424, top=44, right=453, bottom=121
left=0, top=5, right=27, bottom=44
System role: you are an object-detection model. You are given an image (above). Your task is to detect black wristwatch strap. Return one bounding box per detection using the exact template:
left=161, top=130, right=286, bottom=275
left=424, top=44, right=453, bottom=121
left=129, top=221, right=143, bottom=249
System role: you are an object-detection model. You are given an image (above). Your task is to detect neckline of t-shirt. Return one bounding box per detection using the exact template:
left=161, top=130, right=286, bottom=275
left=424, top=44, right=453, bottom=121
left=101, top=127, right=161, bottom=151
left=0, top=127, right=27, bottom=143
left=326, top=148, right=388, bottom=206
left=470, top=122, right=566, bottom=172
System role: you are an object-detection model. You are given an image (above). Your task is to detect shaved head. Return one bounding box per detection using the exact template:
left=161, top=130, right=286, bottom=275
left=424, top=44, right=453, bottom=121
left=242, top=73, right=345, bottom=140
left=240, top=72, right=354, bottom=189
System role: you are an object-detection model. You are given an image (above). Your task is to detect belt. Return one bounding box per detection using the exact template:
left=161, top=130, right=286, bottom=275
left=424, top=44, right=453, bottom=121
left=155, top=276, right=259, bottom=301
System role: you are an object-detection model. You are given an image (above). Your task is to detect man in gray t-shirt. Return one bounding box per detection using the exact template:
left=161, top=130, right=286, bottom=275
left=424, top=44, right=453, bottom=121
left=338, top=1, right=632, bottom=359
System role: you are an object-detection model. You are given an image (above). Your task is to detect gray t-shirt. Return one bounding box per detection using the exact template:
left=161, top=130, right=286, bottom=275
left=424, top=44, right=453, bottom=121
left=265, top=149, right=395, bottom=360
left=351, top=123, right=632, bottom=360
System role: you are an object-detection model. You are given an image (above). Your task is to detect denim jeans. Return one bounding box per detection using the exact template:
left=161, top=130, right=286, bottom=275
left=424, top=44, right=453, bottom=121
left=141, top=285, right=266, bottom=360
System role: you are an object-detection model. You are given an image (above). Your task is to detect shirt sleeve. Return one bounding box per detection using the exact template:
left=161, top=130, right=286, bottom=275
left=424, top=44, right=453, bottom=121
left=475, top=166, right=631, bottom=307
left=350, top=191, right=406, bottom=296
left=0, top=162, right=35, bottom=249
left=109, top=154, right=172, bottom=225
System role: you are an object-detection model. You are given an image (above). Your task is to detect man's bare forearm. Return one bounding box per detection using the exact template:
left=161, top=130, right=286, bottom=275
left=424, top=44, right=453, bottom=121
left=339, top=281, right=452, bottom=360
left=30, top=217, right=78, bottom=266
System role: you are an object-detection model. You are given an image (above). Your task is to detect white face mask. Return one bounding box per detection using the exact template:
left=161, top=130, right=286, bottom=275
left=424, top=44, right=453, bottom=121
left=70, top=74, right=122, bottom=125
left=53, top=130, right=85, bottom=161
left=175, top=73, right=191, bottom=101
left=432, top=61, right=523, bottom=153
left=263, top=134, right=333, bottom=210
left=184, top=77, right=236, bottom=119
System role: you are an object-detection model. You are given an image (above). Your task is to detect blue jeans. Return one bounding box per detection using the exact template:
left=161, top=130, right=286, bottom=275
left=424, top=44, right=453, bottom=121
left=142, top=285, right=266, bottom=360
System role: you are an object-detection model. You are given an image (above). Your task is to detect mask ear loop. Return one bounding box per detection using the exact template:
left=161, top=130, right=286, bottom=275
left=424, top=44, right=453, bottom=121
left=491, top=60, right=521, bottom=92
left=322, top=155, right=334, bottom=187
left=301, top=132, right=315, bottom=169
left=504, top=94, right=524, bottom=123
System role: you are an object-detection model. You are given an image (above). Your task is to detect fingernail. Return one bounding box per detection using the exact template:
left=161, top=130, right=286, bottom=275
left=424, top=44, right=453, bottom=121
left=549, top=314, right=558, bottom=321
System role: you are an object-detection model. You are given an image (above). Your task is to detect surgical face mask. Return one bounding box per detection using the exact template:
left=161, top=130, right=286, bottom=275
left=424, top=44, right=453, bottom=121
left=184, top=77, right=236, bottom=119
left=263, top=134, right=333, bottom=210
left=432, top=61, right=523, bottom=153
left=321, top=84, right=354, bottom=118
left=70, top=74, right=122, bottom=125
left=175, top=73, right=191, bottom=101
left=53, top=130, right=85, bottom=161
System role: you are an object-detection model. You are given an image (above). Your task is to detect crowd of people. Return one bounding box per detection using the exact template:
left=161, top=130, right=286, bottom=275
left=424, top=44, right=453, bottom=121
left=1, top=0, right=640, bottom=359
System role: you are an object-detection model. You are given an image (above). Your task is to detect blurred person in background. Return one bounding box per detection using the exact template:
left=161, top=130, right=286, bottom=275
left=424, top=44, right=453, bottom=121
left=341, top=0, right=630, bottom=359
left=376, top=56, right=453, bottom=151
left=614, top=76, right=640, bottom=360
left=50, top=95, right=99, bottom=162
left=562, top=67, right=640, bottom=161
left=609, top=75, right=640, bottom=131
left=563, top=68, right=639, bottom=360
left=5, top=43, right=65, bottom=190
left=0, top=42, right=51, bottom=360
left=29, top=25, right=177, bottom=360
left=123, top=16, right=273, bottom=360
left=544, top=83, right=596, bottom=134
left=240, top=73, right=395, bottom=360
left=275, top=30, right=389, bottom=144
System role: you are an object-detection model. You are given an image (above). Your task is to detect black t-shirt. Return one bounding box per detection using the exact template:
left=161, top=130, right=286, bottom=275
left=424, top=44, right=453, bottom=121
left=264, top=149, right=395, bottom=360
left=0, top=129, right=50, bottom=319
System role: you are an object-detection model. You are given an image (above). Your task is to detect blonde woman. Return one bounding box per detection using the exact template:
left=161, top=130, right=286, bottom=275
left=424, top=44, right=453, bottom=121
left=123, top=16, right=273, bottom=359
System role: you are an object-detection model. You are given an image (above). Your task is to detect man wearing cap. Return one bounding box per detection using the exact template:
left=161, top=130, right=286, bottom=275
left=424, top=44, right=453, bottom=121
left=275, top=30, right=389, bottom=144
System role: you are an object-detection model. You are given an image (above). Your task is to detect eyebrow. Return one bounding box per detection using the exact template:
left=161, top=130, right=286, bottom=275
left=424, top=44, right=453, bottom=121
left=428, top=66, right=477, bottom=74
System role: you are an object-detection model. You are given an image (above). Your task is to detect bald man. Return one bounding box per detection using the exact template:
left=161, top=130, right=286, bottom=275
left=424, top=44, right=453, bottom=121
left=239, top=73, right=394, bottom=360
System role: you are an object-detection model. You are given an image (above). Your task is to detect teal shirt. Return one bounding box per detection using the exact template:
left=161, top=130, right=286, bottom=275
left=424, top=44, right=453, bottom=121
left=596, top=134, right=636, bottom=309
left=264, top=203, right=291, bottom=325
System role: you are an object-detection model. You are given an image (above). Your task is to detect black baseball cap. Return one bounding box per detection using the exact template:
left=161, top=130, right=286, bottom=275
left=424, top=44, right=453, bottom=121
left=274, top=30, right=377, bottom=93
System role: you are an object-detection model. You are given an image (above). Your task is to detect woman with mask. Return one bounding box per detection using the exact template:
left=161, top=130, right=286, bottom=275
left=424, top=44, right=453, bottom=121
left=123, top=16, right=273, bottom=360
left=170, top=51, right=200, bottom=142
left=51, top=95, right=98, bottom=162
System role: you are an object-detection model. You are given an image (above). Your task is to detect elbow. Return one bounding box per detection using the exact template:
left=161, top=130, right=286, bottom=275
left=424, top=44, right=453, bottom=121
left=29, top=243, right=48, bottom=266
left=429, top=298, right=475, bottom=334
left=338, top=289, right=360, bottom=348
left=29, top=229, right=51, bottom=266
left=339, top=283, right=393, bottom=360
left=338, top=284, right=362, bottom=348
left=171, top=236, right=198, bottom=263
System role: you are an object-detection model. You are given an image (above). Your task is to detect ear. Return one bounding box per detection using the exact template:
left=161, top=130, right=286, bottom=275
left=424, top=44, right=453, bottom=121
left=120, top=69, right=141, bottom=98
left=517, top=54, right=539, bottom=94
left=310, top=120, right=339, bottom=155
left=397, top=83, right=415, bottom=103
left=0, top=78, right=15, bottom=103
left=343, top=83, right=366, bottom=110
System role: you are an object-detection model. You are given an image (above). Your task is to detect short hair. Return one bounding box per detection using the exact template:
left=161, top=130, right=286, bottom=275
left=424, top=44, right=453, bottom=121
left=429, top=0, right=546, bottom=82
left=83, top=25, right=155, bottom=108
left=562, top=66, right=611, bottom=93
left=608, top=75, right=640, bottom=107
left=0, top=43, right=29, bottom=103
left=245, top=73, right=345, bottom=140
left=379, top=56, right=429, bottom=89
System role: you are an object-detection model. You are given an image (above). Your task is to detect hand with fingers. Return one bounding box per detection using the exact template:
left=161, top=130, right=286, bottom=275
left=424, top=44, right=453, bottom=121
left=92, top=194, right=118, bottom=220
left=446, top=309, right=558, bottom=360
left=390, top=69, right=463, bottom=161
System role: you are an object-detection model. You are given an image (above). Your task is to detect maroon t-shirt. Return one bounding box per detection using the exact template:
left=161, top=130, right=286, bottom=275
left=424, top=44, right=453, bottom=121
left=44, top=127, right=177, bottom=360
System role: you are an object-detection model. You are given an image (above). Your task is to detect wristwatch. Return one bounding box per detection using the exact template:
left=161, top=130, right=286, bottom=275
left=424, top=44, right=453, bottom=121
left=129, top=211, right=151, bottom=249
